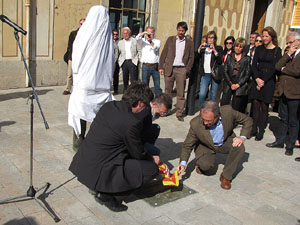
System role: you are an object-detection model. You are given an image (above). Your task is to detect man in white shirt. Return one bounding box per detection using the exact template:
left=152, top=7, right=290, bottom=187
left=118, top=27, right=141, bottom=92
left=136, top=27, right=162, bottom=95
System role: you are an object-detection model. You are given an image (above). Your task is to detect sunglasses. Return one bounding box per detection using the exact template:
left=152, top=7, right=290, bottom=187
left=113, top=33, right=118, bottom=36
left=255, top=40, right=263, bottom=43
left=226, top=42, right=233, bottom=45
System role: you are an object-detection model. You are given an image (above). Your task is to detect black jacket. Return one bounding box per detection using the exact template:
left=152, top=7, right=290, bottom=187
left=223, top=54, right=252, bottom=96
left=69, top=101, right=153, bottom=193
left=198, top=45, right=223, bottom=78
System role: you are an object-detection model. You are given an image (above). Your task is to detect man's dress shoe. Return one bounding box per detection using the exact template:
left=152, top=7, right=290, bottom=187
left=62, top=90, right=71, bottom=95
left=94, top=193, right=128, bottom=212
left=266, top=141, right=284, bottom=148
left=177, top=116, right=184, bottom=122
left=295, top=157, right=300, bottom=162
left=220, top=173, right=231, bottom=190
left=195, top=166, right=203, bottom=175
left=285, top=148, right=293, bottom=156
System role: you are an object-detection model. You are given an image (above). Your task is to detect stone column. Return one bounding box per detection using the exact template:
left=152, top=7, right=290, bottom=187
left=240, top=0, right=256, bottom=43
left=265, top=0, right=284, bottom=32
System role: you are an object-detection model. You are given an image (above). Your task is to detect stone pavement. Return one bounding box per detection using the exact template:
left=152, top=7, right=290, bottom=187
left=0, top=85, right=300, bottom=225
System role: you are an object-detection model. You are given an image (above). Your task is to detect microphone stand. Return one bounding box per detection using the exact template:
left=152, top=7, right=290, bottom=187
left=0, top=30, right=60, bottom=223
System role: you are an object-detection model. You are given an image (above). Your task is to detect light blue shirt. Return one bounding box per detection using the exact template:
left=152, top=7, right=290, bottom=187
left=209, top=117, right=224, bottom=146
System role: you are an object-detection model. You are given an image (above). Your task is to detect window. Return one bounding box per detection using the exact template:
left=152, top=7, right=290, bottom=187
left=109, top=0, right=148, bottom=36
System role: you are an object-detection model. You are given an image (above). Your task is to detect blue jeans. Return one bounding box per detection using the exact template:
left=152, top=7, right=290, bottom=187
left=142, top=64, right=162, bottom=95
left=199, top=73, right=219, bottom=107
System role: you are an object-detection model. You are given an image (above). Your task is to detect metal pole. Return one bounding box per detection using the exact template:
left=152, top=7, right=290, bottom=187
left=186, top=0, right=206, bottom=115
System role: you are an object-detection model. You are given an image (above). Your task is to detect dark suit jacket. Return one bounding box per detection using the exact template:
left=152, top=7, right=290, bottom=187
left=180, top=105, right=253, bottom=162
left=66, top=29, right=78, bottom=61
left=69, top=101, right=153, bottom=193
left=159, top=36, right=194, bottom=76
left=275, top=52, right=300, bottom=99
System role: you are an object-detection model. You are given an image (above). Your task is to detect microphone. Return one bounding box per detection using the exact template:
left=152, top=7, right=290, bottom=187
left=0, top=14, right=27, bottom=35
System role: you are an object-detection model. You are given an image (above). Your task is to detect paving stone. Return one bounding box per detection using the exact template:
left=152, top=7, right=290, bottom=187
left=142, top=215, right=178, bottom=225
left=255, top=205, right=298, bottom=225
left=51, top=196, right=93, bottom=223
left=68, top=215, right=105, bottom=225
left=1, top=86, right=300, bottom=225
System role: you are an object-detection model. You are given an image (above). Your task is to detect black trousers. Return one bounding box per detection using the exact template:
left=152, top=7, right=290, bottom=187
left=122, top=60, right=138, bottom=91
left=251, top=99, right=268, bottom=135
left=276, top=95, right=300, bottom=148
left=100, top=159, right=158, bottom=202
left=221, top=90, right=248, bottom=113
left=113, top=62, right=120, bottom=92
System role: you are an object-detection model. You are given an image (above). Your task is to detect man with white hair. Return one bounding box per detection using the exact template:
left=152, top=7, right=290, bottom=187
left=118, top=27, right=141, bottom=92
left=266, top=32, right=300, bottom=158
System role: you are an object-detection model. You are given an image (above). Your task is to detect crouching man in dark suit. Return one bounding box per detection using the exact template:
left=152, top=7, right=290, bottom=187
left=69, top=83, right=161, bottom=212
left=176, top=101, right=252, bottom=190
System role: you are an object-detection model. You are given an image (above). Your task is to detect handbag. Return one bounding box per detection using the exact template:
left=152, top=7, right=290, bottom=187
left=211, top=61, right=223, bottom=82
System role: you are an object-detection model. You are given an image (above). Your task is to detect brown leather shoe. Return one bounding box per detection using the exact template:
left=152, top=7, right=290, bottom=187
left=177, top=116, right=184, bottom=122
left=219, top=173, right=231, bottom=190
left=62, top=90, right=71, bottom=95
left=195, top=166, right=203, bottom=175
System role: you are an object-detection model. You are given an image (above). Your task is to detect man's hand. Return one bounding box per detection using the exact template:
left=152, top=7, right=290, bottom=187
left=232, top=136, right=245, bottom=148
left=159, top=69, right=164, bottom=75
left=176, top=164, right=186, bottom=174
left=152, top=155, right=160, bottom=165
left=288, top=44, right=297, bottom=56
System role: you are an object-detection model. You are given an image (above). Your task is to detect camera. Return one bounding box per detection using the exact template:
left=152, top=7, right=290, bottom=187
left=205, top=44, right=210, bottom=48
left=147, top=33, right=151, bottom=38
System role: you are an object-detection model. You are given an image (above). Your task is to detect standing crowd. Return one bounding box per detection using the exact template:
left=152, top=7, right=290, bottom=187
left=64, top=6, right=300, bottom=212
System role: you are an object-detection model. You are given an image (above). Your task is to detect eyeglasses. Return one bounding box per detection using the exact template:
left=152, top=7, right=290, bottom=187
left=255, top=40, right=263, bottom=43
left=226, top=42, right=233, bottom=45
left=207, top=36, right=215, bottom=39
left=286, top=39, right=296, bottom=45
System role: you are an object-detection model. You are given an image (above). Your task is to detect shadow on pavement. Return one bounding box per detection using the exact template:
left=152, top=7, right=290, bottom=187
left=3, top=217, right=39, bottom=225
left=156, top=138, right=182, bottom=170
left=0, top=89, right=53, bottom=102
left=0, top=121, right=16, bottom=132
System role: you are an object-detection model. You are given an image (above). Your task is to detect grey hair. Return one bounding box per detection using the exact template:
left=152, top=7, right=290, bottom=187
left=200, top=101, right=220, bottom=118
left=287, top=31, right=300, bottom=40
left=123, top=27, right=131, bottom=33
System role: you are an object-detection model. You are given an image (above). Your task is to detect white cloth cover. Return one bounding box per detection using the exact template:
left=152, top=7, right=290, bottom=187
left=68, top=5, right=115, bottom=137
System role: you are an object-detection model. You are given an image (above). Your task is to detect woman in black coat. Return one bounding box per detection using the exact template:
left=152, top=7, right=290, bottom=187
left=221, top=37, right=251, bottom=113
left=250, top=27, right=282, bottom=141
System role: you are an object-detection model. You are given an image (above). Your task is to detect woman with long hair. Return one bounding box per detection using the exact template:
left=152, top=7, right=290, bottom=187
left=222, top=36, right=235, bottom=64
left=221, top=38, right=251, bottom=113
left=250, top=27, right=282, bottom=141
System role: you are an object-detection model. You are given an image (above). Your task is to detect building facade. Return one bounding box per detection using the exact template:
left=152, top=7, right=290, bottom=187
left=0, top=0, right=296, bottom=89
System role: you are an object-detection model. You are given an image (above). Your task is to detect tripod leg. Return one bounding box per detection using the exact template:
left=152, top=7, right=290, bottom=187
left=0, top=193, right=29, bottom=204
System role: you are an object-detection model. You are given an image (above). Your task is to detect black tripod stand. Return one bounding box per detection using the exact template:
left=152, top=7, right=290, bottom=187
left=0, top=22, right=60, bottom=222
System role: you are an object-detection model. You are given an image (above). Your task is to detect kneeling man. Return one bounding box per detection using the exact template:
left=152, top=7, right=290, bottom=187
left=177, top=101, right=252, bottom=189
left=69, top=83, right=161, bottom=212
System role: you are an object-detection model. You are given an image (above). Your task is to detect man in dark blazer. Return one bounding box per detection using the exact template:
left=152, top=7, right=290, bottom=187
left=69, top=83, right=159, bottom=212
left=159, top=21, right=194, bottom=121
left=63, top=18, right=85, bottom=95
left=177, top=101, right=253, bottom=190
left=266, top=32, right=300, bottom=158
